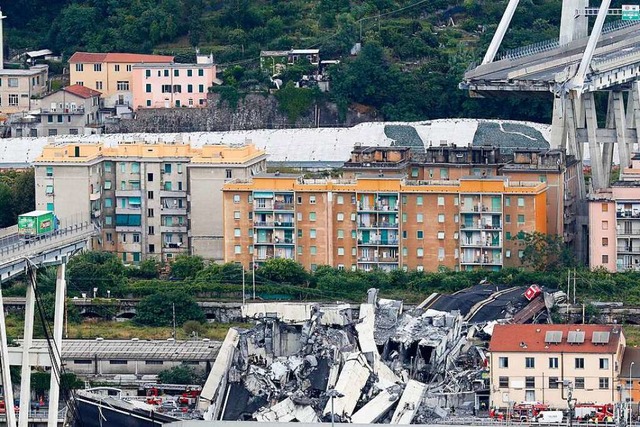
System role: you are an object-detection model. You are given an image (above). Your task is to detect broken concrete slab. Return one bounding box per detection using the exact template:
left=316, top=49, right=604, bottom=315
left=351, top=387, right=400, bottom=423
left=322, top=352, right=371, bottom=418
left=390, top=380, right=426, bottom=424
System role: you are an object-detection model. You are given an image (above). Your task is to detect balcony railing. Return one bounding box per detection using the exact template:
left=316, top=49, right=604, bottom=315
left=357, top=204, right=398, bottom=212
left=274, top=202, right=294, bottom=210
left=254, top=221, right=275, bottom=227
left=358, top=222, right=399, bottom=229
left=358, top=239, right=399, bottom=246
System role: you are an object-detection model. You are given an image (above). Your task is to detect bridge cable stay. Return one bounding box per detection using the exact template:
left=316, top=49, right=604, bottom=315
left=29, top=261, right=84, bottom=426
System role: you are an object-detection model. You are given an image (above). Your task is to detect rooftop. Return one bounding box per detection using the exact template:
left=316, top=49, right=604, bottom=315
left=69, top=52, right=175, bottom=64
left=0, top=65, right=48, bottom=76
left=489, top=324, right=623, bottom=354
left=62, top=84, right=102, bottom=99
left=131, top=63, right=214, bottom=69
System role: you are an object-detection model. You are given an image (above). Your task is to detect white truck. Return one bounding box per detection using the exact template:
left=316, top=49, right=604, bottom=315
left=536, top=411, right=564, bottom=423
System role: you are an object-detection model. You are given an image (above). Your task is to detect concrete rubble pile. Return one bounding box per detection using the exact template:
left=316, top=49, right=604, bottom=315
left=199, top=289, right=492, bottom=424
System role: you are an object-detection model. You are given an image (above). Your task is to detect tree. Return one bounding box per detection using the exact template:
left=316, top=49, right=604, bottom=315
left=134, top=290, right=205, bottom=327
left=519, top=232, right=574, bottom=272
left=170, top=255, right=205, bottom=280
left=127, top=259, right=160, bottom=279
left=66, top=252, right=126, bottom=295
left=158, top=364, right=201, bottom=385
left=258, top=258, right=309, bottom=285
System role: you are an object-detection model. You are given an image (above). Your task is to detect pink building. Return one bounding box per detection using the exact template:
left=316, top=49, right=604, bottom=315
left=589, top=154, right=640, bottom=271
left=131, top=62, right=218, bottom=109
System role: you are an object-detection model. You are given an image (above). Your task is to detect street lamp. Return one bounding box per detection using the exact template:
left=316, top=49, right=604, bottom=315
left=631, top=362, right=636, bottom=426
left=327, top=389, right=344, bottom=427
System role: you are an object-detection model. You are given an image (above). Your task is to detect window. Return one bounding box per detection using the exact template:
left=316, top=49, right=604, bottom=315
left=226, top=169, right=232, bottom=179
left=602, top=237, right=609, bottom=247
left=517, top=214, right=525, bottom=223
left=602, top=220, right=608, bottom=230
left=8, top=78, right=18, bottom=87
left=164, top=70, right=169, bottom=77
left=602, top=254, right=609, bottom=264
left=234, top=228, right=241, bottom=237
left=109, top=360, right=127, bottom=365
left=417, top=230, right=424, bottom=239
left=75, top=81, right=83, bottom=86
left=417, top=248, right=424, bottom=257
left=309, top=212, right=316, bottom=221
left=525, top=357, right=535, bottom=369
left=147, top=173, right=153, bottom=182
left=518, top=197, right=525, bottom=207
left=198, top=84, right=204, bottom=93
left=46, top=185, right=54, bottom=195
left=575, top=377, right=585, bottom=389
left=549, top=357, right=559, bottom=369
left=117, top=81, right=129, bottom=91
left=127, top=65, right=132, bottom=72
left=234, top=245, right=241, bottom=254
left=174, top=69, right=180, bottom=77
left=417, top=213, right=423, bottom=223
left=337, top=229, right=344, bottom=239
left=148, top=191, right=154, bottom=199
left=505, top=197, right=511, bottom=206
left=525, top=377, right=535, bottom=388
left=575, top=358, right=585, bottom=369
left=8, top=94, right=18, bottom=106
left=438, top=247, right=445, bottom=261
left=133, top=234, right=140, bottom=243
left=337, top=213, right=344, bottom=221
left=187, top=84, right=193, bottom=93
left=402, top=247, right=408, bottom=256
left=599, top=378, right=609, bottom=389
left=47, top=203, right=54, bottom=211
left=337, top=195, right=344, bottom=204
left=47, top=115, right=53, bottom=123
left=147, top=208, right=154, bottom=217
left=146, top=83, right=151, bottom=93
left=498, top=357, right=509, bottom=368
left=93, top=64, right=102, bottom=72
left=46, top=166, right=53, bottom=177
left=310, top=246, right=317, bottom=255
left=309, top=195, right=316, bottom=204
left=162, top=84, right=172, bottom=93
left=145, top=69, right=151, bottom=77
left=599, top=358, right=609, bottom=369
left=75, top=64, right=83, bottom=72
left=145, top=360, right=163, bottom=365
left=187, top=69, right=193, bottom=77
left=48, top=129, right=58, bottom=136
left=297, top=246, right=303, bottom=255
left=148, top=226, right=155, bottom=235
left=402, top=213, right=407, bottom=223
left=499, top=377, right=509, bottom=388
left=505, top=214, right=511, bottom=223
left=104, top=198, right=113, bottom=208
left=74, top=359, right=92, bottom=365
left=602, top=203, right=608, bottom=212
left=298, top=230, right=303, bottom=238
left=173, top=85, right=181, bottom=93
left=337, top=247, right=344, bottom=256
left=95, top=81, right=103, bottom=90
left=164, top=164, right=172, bottom=174
left=549, top=377, right=559, bottom=389
left=234, top=211, right=241, bottom=220
left=437, top=231, right=445, bottom=240
left=416, top=196, right=423, bottom=206
left=438, top=214, right=445, bottom=223
left=310, top=229, right=317, bottom=239
left=198, top=69, right=204, bottom=76
left=233, top=194, right=241, bottom=204
left=437, top=196, right=445, bottom=206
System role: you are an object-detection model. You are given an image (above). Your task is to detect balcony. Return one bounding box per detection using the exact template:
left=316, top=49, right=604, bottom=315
left=161, top=225, right=187, bottom=233
left=617, top=211, right=640, bottom=219
left=274, top=221, right=295, bottom=228
left=115, top=206, right=141, bottom=215
left=460, top=258, right=503, bottom=266
left=254, top=202, right=274, bottom=211
left=90, top=191, right=102, bottom=201
left=460, top=223, right=502, bottom=231
left=460, top=240, right=502, bottom=248
left=116, top=189, right=141, bottom=197
left=357, top=203, right=398, bottom=212
left=163, top=242, right=187, bottom=252
left=254, top=221, right=275, bottom=228
left=358, top=239, right=399, bottom=246
left=160, top=207, right=187, bottom=215
left=273, top=202, right=294, bottom=211
left=92, top=209, right=101, bottom=218
left=358, top=222, right=399, bottom=229
left=159, top=189, right=186, bottom=198
left=115, top=225, right=141, bottom=232
left=616, top=228, right=640, bottom=236
left=274, top=237, right=295, bottom=245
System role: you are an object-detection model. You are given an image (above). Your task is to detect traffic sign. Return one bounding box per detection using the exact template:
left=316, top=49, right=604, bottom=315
left=622, top=4, right=640, bottom=20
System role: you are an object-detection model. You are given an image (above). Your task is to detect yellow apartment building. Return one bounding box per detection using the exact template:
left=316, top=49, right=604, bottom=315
left=223, top=174, right=547, bottom=272
left=68, top=52, right=174, bottom=108
left=34, top=142, right=266, bottom=262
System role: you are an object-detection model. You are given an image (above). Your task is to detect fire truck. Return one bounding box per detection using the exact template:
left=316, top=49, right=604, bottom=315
left=490, top=403, right=550, bottom=422
left=574, top=403, right=614, bottom=422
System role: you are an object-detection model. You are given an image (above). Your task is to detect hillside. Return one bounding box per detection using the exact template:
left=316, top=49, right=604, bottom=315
left=2, top=0, right=624, bottom=122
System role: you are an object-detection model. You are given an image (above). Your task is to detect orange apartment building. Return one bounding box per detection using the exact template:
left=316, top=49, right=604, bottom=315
left=223, top=173, right=547, bottom=272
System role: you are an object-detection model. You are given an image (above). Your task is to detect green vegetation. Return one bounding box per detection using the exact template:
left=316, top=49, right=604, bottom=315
left=0, top=169, right=35, bottom=228
left=158, top=364, right=204, bottom=385
left=4, top=0, right=571, bottom=122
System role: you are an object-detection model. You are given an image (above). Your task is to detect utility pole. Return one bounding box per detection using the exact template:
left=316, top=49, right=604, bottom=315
left=172, top=303, right=176, bottom=339
left=242, top=267, right=246, bottom=307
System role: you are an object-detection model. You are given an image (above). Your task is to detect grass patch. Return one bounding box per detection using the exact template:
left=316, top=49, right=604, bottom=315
left=5, top=315, right=250, bottom=341
left=624, top=325, right=640, bottom=347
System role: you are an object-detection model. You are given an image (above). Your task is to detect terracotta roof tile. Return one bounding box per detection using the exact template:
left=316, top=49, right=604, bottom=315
left=489, top=324, right=623, bottom=354
left=63, top=84, right=101, bottom=99
left=69, top=52, right=174, bottom=64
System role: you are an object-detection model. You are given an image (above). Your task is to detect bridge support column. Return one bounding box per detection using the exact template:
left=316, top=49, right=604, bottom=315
left=560, top=0, right=589, bottom=45
left=584, top=92, right=607, bottom=190
left=47, top=262, right=66, bottom=427
left=0, top=283, right=17, bottom=425
left=18, top=267, right=36, bottom=427
left=613, top=91, right=631, bottom=176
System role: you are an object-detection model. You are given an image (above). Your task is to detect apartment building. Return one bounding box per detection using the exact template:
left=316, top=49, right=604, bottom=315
left=223, top=173, right=547, bottom=272
left=589, top=154, right=640, bottom=271
left=0, top=65, right=49, bottom=114
left=68, top=52, right=174, bottom=108
left=131, top=61, right=217, bottom=109
left=34, top=142, right=266, bottom=262
left=9, top=84, right=102, bottom=137
left=344, top=145, right=580, bottom=244
left=489, top=324, right=625, bottom=409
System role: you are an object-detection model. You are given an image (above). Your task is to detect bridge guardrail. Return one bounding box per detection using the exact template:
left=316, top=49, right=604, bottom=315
left=0, top=221, right=97, bottom=264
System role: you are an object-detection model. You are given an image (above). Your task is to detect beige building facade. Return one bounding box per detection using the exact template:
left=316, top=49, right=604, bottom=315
left=489, top=324, right=625, bottom=409
left=34, top=142, right=266, bottom=262
left=0, top=65, right=49, bottom=114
